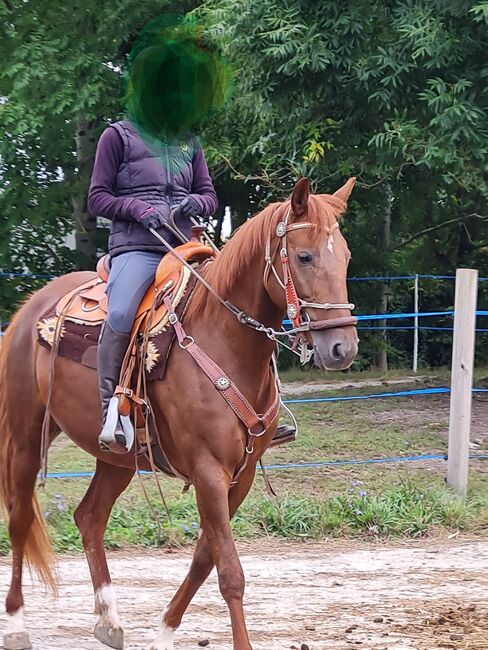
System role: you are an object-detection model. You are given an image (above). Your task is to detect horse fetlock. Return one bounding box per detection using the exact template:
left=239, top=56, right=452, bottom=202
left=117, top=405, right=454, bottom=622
left=149, top=619, right=175, bottom=650
left=94, top=584, right=124, bottom=649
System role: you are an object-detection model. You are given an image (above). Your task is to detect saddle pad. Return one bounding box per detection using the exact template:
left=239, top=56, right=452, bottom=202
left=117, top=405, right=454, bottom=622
left=37, top=270, right=198, bottom=381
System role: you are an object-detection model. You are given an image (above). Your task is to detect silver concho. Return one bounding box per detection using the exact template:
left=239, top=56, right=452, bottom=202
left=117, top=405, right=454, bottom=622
left=287, top=304, right=298, bottom=319
left=216, top=376, right=231, bottom=391
left=276, top=222, right=287, bottom=237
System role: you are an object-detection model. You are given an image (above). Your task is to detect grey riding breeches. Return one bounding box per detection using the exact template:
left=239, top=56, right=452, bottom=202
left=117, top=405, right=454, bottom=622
left=106, top=251, right=165, bottom=334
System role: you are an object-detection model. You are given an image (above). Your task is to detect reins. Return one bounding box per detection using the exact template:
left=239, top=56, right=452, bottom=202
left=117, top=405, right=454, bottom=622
left=149, top=203, right=357, bottom=361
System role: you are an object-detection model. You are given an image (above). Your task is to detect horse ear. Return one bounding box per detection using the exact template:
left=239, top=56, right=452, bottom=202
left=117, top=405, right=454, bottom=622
left=333, top=177, right=356, bottom=204
left=291, top=178, right=310, bottom=217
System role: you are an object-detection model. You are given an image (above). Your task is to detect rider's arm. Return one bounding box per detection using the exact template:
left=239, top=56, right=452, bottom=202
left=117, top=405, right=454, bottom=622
left=87, top=127, right=153, bottom=222
left=188, top=146, right=218, bottom=218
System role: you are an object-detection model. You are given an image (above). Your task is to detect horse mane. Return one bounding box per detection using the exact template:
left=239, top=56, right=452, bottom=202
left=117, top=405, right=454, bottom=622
left=189, top=192, right=347, bottom=316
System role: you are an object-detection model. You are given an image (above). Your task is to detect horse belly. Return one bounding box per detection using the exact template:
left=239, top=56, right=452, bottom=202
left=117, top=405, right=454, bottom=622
left=36, top=349, right=139, bottom=470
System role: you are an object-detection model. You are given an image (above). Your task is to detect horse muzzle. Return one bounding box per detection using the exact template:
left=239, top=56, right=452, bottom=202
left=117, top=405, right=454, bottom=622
left=311, top=327, right=358, bottom=371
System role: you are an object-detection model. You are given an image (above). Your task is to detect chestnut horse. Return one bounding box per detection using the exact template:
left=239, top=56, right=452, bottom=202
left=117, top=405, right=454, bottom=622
left=0, top=177, right=358, bottom=650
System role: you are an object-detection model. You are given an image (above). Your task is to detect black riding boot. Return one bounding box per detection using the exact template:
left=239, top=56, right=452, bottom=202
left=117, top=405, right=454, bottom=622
left=97, top=321, right=131, bottom=453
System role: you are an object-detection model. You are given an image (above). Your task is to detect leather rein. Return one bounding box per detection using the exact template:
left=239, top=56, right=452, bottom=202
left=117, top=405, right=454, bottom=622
left=149, top=205, right=357, bottom=355
left=144, top=205, right=357, bottom=486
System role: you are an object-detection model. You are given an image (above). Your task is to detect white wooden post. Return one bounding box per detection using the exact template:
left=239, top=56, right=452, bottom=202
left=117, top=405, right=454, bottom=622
left=412, top=274, right=419, bottom=372
left=447, top=268, right=478, bottom=496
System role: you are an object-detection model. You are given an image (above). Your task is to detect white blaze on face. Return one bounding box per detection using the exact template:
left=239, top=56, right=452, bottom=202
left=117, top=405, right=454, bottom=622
left=327, top=232, right=335, bottom=255
left=149, top=609, right=175, bottom=650
left=5, top=607, right=27, bottom=635
left=95, top=583, right=122, bottom=628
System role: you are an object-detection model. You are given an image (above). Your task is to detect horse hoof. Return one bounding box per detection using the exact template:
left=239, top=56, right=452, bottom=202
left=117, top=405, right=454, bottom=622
left=94, top=622, right=124, bottom=649
left=3, top=631, right=32, bottom=650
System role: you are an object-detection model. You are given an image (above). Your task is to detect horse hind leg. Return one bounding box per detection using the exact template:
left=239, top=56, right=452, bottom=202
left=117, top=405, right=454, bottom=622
left=1, top=411, right=57, bottom=650
left=74, top=460, right=134, bottom=650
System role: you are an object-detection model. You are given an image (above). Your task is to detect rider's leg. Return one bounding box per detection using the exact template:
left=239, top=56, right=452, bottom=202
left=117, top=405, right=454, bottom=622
left=98, top=251, right=163, bottom=452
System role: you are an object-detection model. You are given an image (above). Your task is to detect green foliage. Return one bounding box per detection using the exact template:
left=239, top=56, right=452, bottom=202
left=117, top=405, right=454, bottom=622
left=198, top=0, right=488, bottom=368
left=0, top=1, right=487, bottom=367
left=250, top=481, right=483, bottom=539
left=1, top=479, right=484, bottom=556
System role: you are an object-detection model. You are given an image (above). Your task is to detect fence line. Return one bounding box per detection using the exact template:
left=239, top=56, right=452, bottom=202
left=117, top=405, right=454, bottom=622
left=283, top=386, right=488, bottom=405
left=39, top=453, right=488, bottom=481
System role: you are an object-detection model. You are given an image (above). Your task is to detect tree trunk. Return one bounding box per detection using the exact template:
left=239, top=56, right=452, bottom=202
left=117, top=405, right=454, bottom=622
left=73, top=119, right=97, bottom=269
left=374, top=183, right=392, bottom=372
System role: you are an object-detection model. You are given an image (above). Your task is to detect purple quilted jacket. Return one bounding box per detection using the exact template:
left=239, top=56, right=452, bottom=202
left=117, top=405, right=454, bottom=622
left=88, top=120, right=218, bottom=256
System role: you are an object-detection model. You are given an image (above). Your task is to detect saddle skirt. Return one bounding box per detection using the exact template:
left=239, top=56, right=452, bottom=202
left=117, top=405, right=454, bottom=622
left=37, top=242, right=215, bottom=379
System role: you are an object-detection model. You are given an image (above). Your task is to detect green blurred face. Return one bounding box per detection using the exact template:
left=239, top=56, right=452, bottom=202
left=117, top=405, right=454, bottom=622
left=126, top=31, right=231, bottom=138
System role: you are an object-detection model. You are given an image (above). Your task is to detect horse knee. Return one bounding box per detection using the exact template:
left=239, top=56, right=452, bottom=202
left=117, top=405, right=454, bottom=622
left=188, top=547, right=213, bottom=583
left=217, top=563, right=245, bottom=604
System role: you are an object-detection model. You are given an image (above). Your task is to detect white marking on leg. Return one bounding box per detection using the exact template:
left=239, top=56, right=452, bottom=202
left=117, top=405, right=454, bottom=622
left=5, top=607, right=27, bottom=635
left=95, top=583, right=122, bottom=628
left=149, top=608, right=175, bottom=650
left=198, top=527, right=203, bottom=539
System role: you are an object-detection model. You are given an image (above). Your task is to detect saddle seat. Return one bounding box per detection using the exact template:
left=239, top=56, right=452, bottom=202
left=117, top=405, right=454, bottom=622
left=55, top=242, right=215, bottom=336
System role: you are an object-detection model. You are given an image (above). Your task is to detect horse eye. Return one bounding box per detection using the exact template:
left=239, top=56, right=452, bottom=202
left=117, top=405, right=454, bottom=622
left=297, top=251, right=313, bottom=264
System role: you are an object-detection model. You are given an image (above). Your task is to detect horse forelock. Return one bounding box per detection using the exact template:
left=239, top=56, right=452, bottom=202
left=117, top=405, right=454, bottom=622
left=188, top=193, right=346, bottom=317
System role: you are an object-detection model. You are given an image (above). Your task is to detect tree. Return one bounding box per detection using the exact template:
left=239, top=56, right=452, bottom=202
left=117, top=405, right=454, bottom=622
left=0, top=0, right=194, bottom=272
left=199, top=0, right=488, bottom=367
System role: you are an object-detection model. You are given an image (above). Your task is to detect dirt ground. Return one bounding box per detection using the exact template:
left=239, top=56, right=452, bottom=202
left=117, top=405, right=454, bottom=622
left=1, top=538, right=487, bottom=650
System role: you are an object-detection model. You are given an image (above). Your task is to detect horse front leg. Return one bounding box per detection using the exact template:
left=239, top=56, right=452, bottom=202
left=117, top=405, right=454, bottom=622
left=196, top=472, right=252, bottom=649
left=74, top=459, right=134, bottom=650
left=149, top=466, right=256, bottom=650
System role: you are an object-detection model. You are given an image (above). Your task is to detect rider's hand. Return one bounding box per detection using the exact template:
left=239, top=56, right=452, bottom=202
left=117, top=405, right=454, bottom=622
left=176, top=196, right=200, bottom=218
left=137, top=205, right=170, bottom=230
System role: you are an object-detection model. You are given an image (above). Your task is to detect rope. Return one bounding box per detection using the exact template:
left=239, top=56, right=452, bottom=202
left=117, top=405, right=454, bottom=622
left=283, top=386, right=488, bottom=405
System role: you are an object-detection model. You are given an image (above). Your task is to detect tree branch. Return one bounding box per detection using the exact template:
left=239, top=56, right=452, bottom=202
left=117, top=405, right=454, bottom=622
left=395, top=213, right=488, bottom=250
left=217, top=154, right=289, bottom=191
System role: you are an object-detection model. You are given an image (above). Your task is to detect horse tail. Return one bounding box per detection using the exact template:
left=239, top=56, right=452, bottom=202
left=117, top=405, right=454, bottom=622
left=0, top=311, right=57, bottom=592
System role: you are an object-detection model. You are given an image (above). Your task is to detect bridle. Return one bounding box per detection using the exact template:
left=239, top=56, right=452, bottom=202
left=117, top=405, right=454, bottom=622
left=149, top=203, right=357, bottom=359
left=264, top=206, right=357, bottom=335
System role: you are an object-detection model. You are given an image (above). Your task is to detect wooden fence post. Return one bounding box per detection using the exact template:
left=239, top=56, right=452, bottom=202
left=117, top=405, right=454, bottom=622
left=447, top=268, right=478, bottom=496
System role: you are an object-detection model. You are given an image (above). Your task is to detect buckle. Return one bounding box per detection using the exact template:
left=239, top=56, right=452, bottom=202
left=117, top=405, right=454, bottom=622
left=178, top=335, right=194, bottom=350
left=169, top=312, right=178, bottom=325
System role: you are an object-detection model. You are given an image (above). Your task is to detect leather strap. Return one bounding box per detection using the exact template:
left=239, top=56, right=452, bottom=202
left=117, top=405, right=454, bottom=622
left=306, top=315, right=358, bottom=330
left=163, top=295, right=280, bottom=451
left=114, top=385, right=147, bottom=407
left=281, top=251, right=302, bottom=328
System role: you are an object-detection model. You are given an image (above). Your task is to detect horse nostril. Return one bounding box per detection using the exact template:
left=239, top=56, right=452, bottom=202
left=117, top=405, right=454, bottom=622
left=332, top=342, right=343, bottom=360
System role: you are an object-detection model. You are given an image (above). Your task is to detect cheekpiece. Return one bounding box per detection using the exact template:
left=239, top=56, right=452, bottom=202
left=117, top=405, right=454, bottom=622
left=216, top=376, right=231, bottom=391
left=276, top=222, right=287, bottom=237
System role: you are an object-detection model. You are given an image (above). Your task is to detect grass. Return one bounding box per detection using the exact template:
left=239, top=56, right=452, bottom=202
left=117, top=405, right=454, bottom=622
left=1, top=368, right=487, bottom=553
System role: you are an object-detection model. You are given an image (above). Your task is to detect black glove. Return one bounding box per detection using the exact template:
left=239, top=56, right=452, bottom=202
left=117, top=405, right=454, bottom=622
left=137, top=205, right=170, bottom=230
left=176, top=196, right=200, bottom=218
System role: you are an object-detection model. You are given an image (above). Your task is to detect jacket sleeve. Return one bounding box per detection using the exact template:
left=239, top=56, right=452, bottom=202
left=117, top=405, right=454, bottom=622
left=189, top=146, right=218, bottom=218
left=87, top=127, right=153, bottom=222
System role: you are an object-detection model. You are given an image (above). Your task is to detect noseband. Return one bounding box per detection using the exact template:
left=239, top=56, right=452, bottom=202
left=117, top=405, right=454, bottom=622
left=264, top=207, right=358, bottom=334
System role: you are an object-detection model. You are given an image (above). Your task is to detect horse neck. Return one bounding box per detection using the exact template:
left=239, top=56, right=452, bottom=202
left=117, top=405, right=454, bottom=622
left=191, top=243, right=284, bottom=382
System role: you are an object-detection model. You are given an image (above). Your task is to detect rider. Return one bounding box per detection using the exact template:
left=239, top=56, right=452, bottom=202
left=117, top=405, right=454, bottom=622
left=87, top=23, right=219, bottom=453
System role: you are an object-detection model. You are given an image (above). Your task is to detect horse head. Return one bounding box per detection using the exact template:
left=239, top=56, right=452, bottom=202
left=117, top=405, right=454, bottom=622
left=265, top=177, right=359, bottom=370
